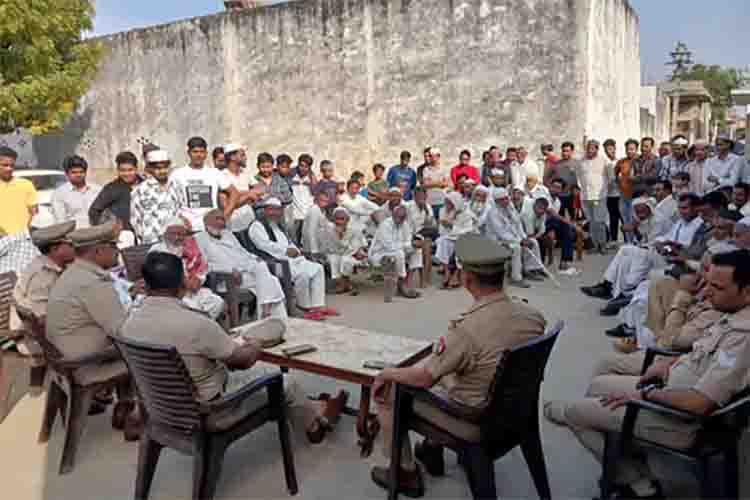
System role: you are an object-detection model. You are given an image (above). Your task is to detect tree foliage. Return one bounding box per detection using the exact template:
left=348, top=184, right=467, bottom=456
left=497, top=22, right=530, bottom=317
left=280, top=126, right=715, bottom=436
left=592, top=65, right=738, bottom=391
left=675, top=64, right=748, bottom=129
left=0, top=0, right=104, bottom=134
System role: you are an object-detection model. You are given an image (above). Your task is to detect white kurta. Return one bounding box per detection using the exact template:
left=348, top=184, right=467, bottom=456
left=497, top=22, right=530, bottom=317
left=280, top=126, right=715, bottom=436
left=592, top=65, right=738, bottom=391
left=192, top=231, right=287, bottom=319
left=302, top=204, right=326, bottom=254
left=248, top=221, right=325, bottom=309
left=435, top=199, right=477, bottom=265
left=369, top=218, right=422, bottom=278
left=339, top=194, right=381, bottom=234
left=320, top=223, right=368, bottom=279
left=603, top=245, right=666, bottom=298
left=404, top=200, right=435, bottom=235
left=148, top=242, right=226, bottom=320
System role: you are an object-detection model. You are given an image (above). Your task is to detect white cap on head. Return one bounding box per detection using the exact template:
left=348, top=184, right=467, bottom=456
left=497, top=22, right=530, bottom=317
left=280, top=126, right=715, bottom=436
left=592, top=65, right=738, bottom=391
left=463, top=178, right=477, bottom=186
left=672, top=137, right=689, bottom=146
left=165, top=217, right=186, bottom=229
left=388, top=187, right=401, bottom=193
left=333, top=207, right=349, bottom=217
left=264, top=197, right=282, bottom=208
left=429, top=147, right=441, bottom=156
left=474, top=185, right=489, bottom=194
left=223, top=143, right=244, bottom=155
left=492, top=187, right=509, bottom=199
left=146, top=150, right=170, bottom=163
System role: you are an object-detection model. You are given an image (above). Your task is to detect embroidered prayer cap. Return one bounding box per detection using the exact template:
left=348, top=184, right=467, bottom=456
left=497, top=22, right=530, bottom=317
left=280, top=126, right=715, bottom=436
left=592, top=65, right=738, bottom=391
left=491, top=187, right=509, bottom=199
left=146, top=150, right=170, bottom=163
left=263, top=197, right=283, bottom=208
left=69, top=221, right=119, bottom=248
left=489, top=168, right=506, bottom=177
left=223, top=143, right=245, bottom=155
left=456, top=234, right=512, bottom=275
left=31, top=221, right=76, bottom=247
left=164, top=217, right=187, bottom=229
left=671, top=136, right=689, bottom=146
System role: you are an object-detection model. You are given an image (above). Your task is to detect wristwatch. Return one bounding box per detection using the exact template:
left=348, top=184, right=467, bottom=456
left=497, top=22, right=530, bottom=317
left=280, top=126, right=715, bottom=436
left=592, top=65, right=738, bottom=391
left=641, top=384, right=659, bottom=401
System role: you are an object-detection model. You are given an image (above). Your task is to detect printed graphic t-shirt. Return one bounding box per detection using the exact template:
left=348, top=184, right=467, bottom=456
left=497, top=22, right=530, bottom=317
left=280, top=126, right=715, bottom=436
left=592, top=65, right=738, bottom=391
left=168, top=165, right=232, bottom=231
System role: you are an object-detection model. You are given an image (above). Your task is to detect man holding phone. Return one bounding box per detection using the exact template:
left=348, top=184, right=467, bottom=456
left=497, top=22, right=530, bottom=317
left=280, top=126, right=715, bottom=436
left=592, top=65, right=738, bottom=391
left=368, top=235, right=546, bottom=497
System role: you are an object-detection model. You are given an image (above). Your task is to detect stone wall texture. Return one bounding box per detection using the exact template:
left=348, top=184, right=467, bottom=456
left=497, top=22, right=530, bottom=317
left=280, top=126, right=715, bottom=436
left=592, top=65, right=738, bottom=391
left=35, top=0, right=640, bottom=178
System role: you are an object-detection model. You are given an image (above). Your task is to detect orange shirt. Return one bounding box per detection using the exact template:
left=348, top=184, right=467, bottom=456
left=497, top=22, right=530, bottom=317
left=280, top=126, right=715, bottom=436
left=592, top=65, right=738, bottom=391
left=615, top=159, right=633, bottom=199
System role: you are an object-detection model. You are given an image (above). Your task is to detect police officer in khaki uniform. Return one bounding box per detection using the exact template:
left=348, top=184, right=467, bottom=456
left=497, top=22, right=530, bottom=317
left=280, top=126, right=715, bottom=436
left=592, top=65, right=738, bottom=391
left=370, top=234, right=547, bottom=497
left=46, top=222, right=135, bottom=422
left=545, top=249, right=750, bottom=499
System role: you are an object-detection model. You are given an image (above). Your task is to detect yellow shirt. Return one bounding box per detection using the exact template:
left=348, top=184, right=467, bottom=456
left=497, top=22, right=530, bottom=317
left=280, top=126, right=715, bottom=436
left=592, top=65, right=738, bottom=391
left=0, top=177, right=38, bottom=235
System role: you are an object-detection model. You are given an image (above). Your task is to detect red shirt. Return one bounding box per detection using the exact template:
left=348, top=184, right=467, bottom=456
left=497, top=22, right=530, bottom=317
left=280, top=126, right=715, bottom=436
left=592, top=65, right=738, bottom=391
left=450, top=165, right=480, bottom=190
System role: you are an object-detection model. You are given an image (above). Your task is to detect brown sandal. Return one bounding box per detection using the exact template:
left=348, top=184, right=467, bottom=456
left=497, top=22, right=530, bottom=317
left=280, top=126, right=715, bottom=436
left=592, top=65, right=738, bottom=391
left=306, top=417, right=331, bottom=444
left=323, top=390, right=350, bottom=424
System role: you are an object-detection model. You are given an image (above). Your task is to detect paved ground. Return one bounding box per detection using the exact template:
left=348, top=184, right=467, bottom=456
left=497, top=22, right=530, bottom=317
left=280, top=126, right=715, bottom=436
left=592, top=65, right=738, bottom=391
left=0, top=254, right=745, bottom=499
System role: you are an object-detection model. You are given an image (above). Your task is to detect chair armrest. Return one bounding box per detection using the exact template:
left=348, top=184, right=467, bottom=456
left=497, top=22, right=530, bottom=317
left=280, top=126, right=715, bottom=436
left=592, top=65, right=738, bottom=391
left=206, top=271, right=236, bottom=294
left=200, top=372, right=283, bottom=414
left=53, top=351, right=123, bottom=371
left=640, top=347, right=685, bottom=376
left=397, top=383, right=483, bottom=423
left=625, top=399, right=705, bottom=424
left=710, top=393, right=750, bottom=419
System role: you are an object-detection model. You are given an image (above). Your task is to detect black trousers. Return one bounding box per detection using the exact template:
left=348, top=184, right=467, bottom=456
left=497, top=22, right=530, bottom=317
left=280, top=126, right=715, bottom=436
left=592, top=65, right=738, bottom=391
left=606, top=196, right=621, bottom=242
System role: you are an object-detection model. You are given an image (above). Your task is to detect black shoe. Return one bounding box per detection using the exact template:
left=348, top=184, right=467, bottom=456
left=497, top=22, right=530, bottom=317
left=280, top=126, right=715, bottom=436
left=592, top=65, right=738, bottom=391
left=595, top=480, right=664, bottom=499
left=581, top=282, right=612, bottom=300
left=524, top=272, right=545, bottom=282
left=371, top=465, right=425, bottom=498
left=414, top=440, right=445, bottom=477
left=605, top=324, right=636, bottom=338
left=600, top=294, right=631, bottom=317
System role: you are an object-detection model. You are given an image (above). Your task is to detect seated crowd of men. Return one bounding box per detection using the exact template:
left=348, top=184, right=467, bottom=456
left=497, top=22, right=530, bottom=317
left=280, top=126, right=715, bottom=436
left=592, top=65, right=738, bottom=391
left=1, top=130, right=750, bottom=498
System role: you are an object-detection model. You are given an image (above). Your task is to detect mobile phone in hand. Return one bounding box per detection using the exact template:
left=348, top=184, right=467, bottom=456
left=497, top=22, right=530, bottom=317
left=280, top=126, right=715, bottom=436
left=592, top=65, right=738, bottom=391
left=363, top=360, right=387, bottom=370
left=282, top=344, right=317, bottom=357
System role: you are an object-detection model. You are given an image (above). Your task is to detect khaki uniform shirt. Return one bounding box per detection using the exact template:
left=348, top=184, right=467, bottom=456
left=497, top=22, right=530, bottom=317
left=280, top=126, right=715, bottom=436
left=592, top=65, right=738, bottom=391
left=119, top=296, right=236, bottom=401
left=13, top=255, right=64, bottom=319
left=660, top=292, right=722, bottom=350
left=424, top=292, right=547, bottom=407
left=46, top=259, right=125, bottom=360
left=668, top=306, right=750, bottom=407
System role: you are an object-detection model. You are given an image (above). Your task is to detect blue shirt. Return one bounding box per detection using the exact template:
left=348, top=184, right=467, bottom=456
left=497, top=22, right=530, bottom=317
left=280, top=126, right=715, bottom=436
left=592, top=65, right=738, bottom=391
left=386, top=165, right=417, bottom=200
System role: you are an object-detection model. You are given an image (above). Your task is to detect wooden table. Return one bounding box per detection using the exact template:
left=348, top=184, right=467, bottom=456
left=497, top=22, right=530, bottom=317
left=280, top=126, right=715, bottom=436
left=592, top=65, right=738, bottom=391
left=232, top=318, right=432, bottom=456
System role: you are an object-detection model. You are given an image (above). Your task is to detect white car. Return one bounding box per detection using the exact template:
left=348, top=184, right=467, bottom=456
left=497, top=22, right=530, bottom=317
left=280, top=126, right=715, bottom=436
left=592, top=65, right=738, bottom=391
left=13, top=169, right=68, bottom=228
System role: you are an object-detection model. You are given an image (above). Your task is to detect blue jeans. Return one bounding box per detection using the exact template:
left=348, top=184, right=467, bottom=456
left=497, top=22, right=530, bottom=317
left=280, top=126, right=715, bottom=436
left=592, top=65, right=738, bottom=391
left=431, top=204, right=443, bottom=220
left=620, top=198, right=634, bottom=243
left=546, top=217, right=576, bottom=263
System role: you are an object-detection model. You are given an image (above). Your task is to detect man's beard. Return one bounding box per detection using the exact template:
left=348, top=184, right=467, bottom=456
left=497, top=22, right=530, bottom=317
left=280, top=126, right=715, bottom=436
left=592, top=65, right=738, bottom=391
left=165, top=242, right=184, bottom=258
left=206, top=226, right=223, bottom=238
left=471, top=201, right=486, bottom=213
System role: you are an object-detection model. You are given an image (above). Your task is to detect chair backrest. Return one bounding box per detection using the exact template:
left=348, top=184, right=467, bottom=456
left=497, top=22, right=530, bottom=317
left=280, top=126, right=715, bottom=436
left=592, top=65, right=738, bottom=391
left=111, top=334, right=203, bottom=434
left=481, top=321, right=563, bottom=439
left=121, top=244, right=153, bottom=282
left=0, top=272, right=17, bottom=332
left=15, top=304, right=65, bottom=362
left=236, top=227, right=276, bottom=261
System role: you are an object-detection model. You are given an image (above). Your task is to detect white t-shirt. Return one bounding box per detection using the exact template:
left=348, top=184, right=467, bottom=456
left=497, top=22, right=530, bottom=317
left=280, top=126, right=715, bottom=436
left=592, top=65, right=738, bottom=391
left=422, top=165, right=449, bottom=206
left=222, top=169, right=256, bottom=233
left=168, top=165, right=232, bottom=231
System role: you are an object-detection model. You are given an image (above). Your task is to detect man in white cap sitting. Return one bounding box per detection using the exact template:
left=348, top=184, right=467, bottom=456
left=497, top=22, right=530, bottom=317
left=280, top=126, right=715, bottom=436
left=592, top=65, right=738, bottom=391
left=320, top=208, right=369, bottom=294
left=369, top=205, right=422, bottom=299
left=249, top=198, right=332, bottom=320
left=480, top=187, right=545, bottom=287
left=130, top=149, right=180, bottom=245
left=195, top=210, right=287, bottom=320
left=149, top=218, right=225, bottom=320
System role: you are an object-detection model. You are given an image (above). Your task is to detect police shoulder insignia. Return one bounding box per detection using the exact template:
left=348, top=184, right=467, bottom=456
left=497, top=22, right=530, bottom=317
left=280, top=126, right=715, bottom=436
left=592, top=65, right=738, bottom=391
left=433, top=336, right=446, bottom=356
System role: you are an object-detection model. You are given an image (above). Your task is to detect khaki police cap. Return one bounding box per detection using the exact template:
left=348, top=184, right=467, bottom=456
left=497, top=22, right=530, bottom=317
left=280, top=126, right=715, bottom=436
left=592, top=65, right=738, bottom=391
left=30, top=221, right=76, bottom=247
left=455, top=234, right=512, bottom=275
left=69, top=221, right=119, bottom=248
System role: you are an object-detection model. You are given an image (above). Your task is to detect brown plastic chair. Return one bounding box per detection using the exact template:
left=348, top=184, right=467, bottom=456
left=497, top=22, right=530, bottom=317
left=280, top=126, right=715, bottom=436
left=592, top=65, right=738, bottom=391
left=389, top=321, right=563, bottom=500
left=16, top=305, right=130, bottom=474
left=204, top=272, right=256, bottom=329
left=121, top=244, right=153, bottom=282
left=111, top=333, right=297, bottom=500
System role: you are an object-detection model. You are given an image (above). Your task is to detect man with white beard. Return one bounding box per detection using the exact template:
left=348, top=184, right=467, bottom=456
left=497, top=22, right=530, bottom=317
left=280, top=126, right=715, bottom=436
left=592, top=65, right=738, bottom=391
left=249, top=198, right=333, bottom=320
left=193, top=209, right=287, bottom=320
left=369, top=205, right=422, bottom=299
left=149, top=218, right=225, bottom=319
left=320, top=208, right=369, bottom=295
left=480, top=187, right=545, bottom=287
left=468, top=185, right=489, bottom=222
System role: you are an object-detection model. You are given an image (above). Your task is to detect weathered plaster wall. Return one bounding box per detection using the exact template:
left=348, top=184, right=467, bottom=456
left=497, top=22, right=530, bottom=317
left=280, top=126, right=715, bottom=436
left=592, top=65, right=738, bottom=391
left=582, top=0, right=640, bottom=147
left=34, top=0, right=639, bottom=178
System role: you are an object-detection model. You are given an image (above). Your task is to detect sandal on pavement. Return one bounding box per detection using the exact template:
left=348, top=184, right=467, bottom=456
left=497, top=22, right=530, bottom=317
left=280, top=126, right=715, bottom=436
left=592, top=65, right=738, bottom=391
left=303, top=311, right=326, bottom=321
left=323, top=390, right=350, bottom=424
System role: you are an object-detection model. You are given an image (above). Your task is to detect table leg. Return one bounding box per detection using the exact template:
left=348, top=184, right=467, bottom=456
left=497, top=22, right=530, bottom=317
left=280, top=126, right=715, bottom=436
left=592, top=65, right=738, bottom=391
left=357, top=385, right=371, bottom=437
left=356, top=385, right=381, bottom=458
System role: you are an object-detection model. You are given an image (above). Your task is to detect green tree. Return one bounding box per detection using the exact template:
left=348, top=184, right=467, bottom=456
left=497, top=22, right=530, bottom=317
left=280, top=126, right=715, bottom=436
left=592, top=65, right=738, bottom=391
left=675, top=64, right=747, bottom=130
left=0, top=0, right=104, bottom=134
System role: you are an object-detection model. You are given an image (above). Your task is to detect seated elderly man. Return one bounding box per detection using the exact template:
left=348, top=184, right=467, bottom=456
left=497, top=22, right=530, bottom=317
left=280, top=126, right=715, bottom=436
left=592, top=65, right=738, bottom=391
left=11, top=222, right=76, bottom=361
left=404, top=187, right=437, bottom=239
left=45, top=222, right=139, bottom=437
left=320, top=208, right=368, bottom=295
left=480, top=187, right=545, bottom=287
left=468, top=185, right=489, bottom=221
left=370, top=235, right=546, bottom=496
left=581, top=193, right=704, bottom=316
left=120, top=252, right=349, bottom=444
left=249, top=198, right=332, bottom=320
left=545, top=250, right=750, bottom=500
left=194, top=210, right=287, bottom=320
left=435, top=192, right=476, bottom=288
left=369, top=205, right=422, bottom=299
left=149, top=218, right=225, bottom=320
